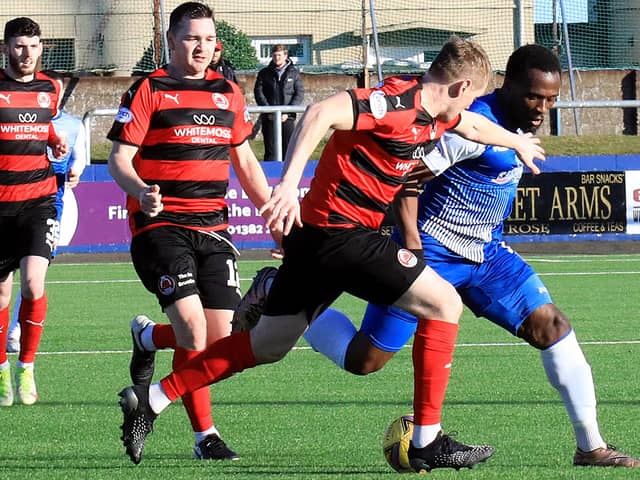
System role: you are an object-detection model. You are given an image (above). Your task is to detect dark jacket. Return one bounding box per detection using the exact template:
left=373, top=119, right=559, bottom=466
left=254, top=58, right=304, bottom=117
left=210, top=60, right=237, bottom=83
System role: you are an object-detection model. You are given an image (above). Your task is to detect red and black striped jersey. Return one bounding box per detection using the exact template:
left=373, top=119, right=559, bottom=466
left=0, top=70, right=60, bottom=215
left=107, top=67, right=253, bottom=236
left=301, top=76, right=460, bottom=230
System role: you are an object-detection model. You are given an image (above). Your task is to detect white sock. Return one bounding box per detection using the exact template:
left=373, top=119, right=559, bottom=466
left=541, top=329, right=605, bottom=452
left=303, top=308, right=357, bottom=369
left=195, top=425, right=220, bottom=444
left=16, top=361, right=34, bottom=369
left=148, top=383, right=172, bottom=414
left=0, top=360, right=9, bottom=370
left=412, top=423, right=441, bottom=448
left=140, top=324, right=156, bottom=351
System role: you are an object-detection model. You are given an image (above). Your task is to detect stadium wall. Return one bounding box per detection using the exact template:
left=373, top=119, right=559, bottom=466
left=66, top=69, right=640, bottom=141
left=57, top=156, right=640, bottom=254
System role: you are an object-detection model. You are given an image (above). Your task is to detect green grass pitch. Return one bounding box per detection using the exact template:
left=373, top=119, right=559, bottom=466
left=1, top=253, right=639, bottom=479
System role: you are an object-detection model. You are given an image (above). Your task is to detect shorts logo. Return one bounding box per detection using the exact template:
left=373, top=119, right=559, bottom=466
left=212, top=93, right=229, bottom=109
left=397, top=248, right=418, bottom=268
left=369, top=90, right=387, bottom=119
left=158, top=275, right=176, bottom=296
left=115, top=106, right=134, bottom=123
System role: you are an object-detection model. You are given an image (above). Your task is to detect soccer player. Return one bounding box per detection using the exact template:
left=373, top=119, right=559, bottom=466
left=116, top=36, right=545, bottom=467
left=6, top=71, right=87, bottom=353
left=0, top=17, right=68, bottom=407
left=302, top=44, right=640, bottom=468
left=107, top=2, right=280, bottom=462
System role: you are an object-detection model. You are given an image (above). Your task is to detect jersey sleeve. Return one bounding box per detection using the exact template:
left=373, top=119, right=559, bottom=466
left=348, top=85, right=408, bottom=133
left=228, top=82, right=253, bottom=146
left=106, top=78, right=154, bottom=147
left=422, top=132, right=487, bottom=176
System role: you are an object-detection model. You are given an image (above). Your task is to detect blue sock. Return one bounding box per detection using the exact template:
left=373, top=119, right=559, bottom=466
left=303, top=308, right=357, bottom=369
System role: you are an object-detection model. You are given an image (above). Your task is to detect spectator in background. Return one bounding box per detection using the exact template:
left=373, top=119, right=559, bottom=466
left=0, top=16, right=68, bottom=407
left=6, top=71, right=87, bottom=354
left=209, top=40, right=237, bottom=83
left=254, top=44, right=304, bottom=161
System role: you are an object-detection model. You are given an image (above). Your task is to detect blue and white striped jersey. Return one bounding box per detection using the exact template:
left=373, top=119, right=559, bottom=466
left=418, top=92, right=523, bottom=263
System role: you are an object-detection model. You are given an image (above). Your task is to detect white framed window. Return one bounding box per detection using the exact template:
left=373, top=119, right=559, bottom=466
left=252, top=36, right=312, bottom=65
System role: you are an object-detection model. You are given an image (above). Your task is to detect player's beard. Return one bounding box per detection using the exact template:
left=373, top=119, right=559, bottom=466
left=8, top=52, right=37, bottom=77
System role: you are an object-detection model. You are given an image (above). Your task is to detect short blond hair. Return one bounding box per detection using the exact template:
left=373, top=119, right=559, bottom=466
left=428, top=36, right=492, bottom=87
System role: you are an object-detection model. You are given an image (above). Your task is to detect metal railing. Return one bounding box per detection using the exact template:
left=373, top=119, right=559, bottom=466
left=83, top=105, right=307, bottom=164
left=552, top=100, right=640, bottom=135
left=84, top=100, right=640, bottom=163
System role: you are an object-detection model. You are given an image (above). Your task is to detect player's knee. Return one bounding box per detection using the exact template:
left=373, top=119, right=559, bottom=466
left=434, top=285, right=463, bottom=323
left=177, top=335, right=205, bottom=351
left=345, top=355, right=387, bottom=375
left=253, top=343, right=290, bottom=364
left=174, top=326, right=207, bottom=351
left=250, top=315, right=306, bottom=365
left=519, top=304, right=571, bottom=349
left=344, top=333, right=395, bottom=375
left=20, top=284, right=44, bottom=301
left=412, top=283, right=462, bottom=323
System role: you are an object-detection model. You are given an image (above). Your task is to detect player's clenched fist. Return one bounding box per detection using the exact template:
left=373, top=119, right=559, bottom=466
left=139, top=184, right=163, bottom=217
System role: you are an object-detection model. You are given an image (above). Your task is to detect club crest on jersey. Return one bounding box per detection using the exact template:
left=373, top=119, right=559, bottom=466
left=397, top=248, right=418, bottom=268
left=212, top=92, right=229, bottom=110
left=158, top=275, right=176, bottom=296
left=37, top=92, right=51, bottom=108
left=115, top=106, right=134, bottom=123
left=369, top=90, right=387, bottom=119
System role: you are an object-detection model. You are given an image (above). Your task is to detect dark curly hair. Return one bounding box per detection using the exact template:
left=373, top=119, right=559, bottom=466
left=505, top=44, right=561, bottom=83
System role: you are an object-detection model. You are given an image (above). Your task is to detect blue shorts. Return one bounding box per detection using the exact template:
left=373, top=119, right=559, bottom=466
left=360, top=236, right=553, bottom=351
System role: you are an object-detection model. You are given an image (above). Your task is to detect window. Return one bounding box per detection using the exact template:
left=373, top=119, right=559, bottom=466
left=252, top=36, right=311, bottom=65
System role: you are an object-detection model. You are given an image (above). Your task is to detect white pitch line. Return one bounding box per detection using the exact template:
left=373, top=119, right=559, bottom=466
left=11, top=339, right=640, bottom=356
left=34, top=270, right=640, bottom=285
left=45, top=279, right=139, bottom=284
left=528, top=257, right=640, bottom=263
left=538, top=271, right=640, bottom=276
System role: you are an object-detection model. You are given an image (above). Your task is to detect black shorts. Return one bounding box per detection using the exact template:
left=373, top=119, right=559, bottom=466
left=264, top=224, right=425, bottom=319
left=0, top=203, right=58, bottom=278
left=130, top=226, right=241, bottom=310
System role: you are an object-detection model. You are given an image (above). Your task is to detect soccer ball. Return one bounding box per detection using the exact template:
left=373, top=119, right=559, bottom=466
left=382, top=414, right=414, bottom=473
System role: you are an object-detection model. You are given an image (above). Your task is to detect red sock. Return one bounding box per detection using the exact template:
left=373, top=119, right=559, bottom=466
left=19, top=294, right=48, bottom=364
left=161, top=331, right=256, bottom=401
left=152, top=323, right=177, bottom=349
left=0, top=306, right=8, bottom=364
left=412, top=318, right=459, bottom=426
left=173, top=347, right=213, bottom=432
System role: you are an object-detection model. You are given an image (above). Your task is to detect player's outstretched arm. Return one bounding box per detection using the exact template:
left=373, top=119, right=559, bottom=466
left=231, top=141, right=283, bottom=250
left=454, top=110, right=545, bottom=174
left=261, top=91, right=355, bottom=235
